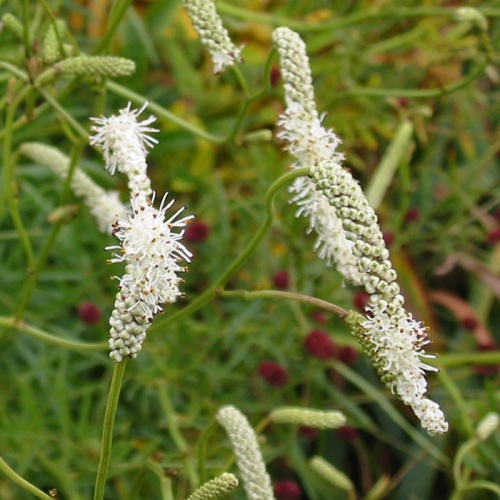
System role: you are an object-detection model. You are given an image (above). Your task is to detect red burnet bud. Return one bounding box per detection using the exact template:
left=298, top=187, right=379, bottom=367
left=258, top=361, right=289, bottom=387
left=353, top=291, right=370, bottom=312
left=404, top=207, right=421, bottom=223
left=273, top=270, right=290, bottom=290
left=475, top=343, right=500, bottom=376
left=461, top=317, right=478, bottom=330
left=487, top=228, right=500, bottom=245
left=338, top=425, right=359, bottom=441
left=383, top=230, right=395, bottom=247
left=77, top=301, right=101, bottom=325
left=184, top=220, right=210, bottom=243
left=310, top=311, right=328, bottom=324
left=304, top=330, right=337, bottom=360
left=270, top=66, right=281, bottom=87
left=397, top=97, right=409, bottom=108
left=337, top=345, right=358, bottom=365
left=274, top=480, right=302, bottom=500
left=298, top=426, right=318, bottom=440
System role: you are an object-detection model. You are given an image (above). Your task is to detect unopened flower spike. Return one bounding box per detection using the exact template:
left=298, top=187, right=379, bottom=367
left=90, top=102, right=158, bottom=205
left=187, top=473, right=239, bottom=500
left=270, top=407, right=346, bottom=429
left=273, top=27, right=362, bottom=284
left=216, top=405, right=274, bottom=500
left=56, top=56, right=135, bottom=77
left=19, top=142, right=127, bottom=234
left=274, top=27, right=448, bottom=436
left=182, top=0, right=243, bottom=74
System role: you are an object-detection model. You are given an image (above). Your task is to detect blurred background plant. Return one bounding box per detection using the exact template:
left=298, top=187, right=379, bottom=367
left=0, top=0, right=499, bottom=499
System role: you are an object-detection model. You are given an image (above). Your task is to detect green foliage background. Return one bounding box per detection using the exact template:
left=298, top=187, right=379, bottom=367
left=0, top=0, right=499, bottom=499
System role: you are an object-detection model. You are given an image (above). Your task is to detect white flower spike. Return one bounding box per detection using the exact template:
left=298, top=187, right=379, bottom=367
left=274, top=27, right=448, bottom=435
left=90, top=103, right=194, bottom=362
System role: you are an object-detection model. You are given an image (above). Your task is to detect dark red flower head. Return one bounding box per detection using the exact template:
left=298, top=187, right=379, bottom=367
left=304, top=330, right=336, bottom=360
left=184, top=220, right=210, bottom=243
left=273, top=270, right=290, bottom=290
left=77, top=301, right=101, bottom=325
left=258, top=361, right=289, bottom=387
left=274, top=480, right=301, bottom=500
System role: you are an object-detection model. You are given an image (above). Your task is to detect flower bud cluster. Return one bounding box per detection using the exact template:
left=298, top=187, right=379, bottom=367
left=182, top=0, right=243, bottom=74
left=270, top=407, right=346, bottom=429
left=90, top=103, right=193, bottom=362
left=216, top=405, right=274, bottom=500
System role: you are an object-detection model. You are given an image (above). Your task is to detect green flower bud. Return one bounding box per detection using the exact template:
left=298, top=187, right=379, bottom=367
left=270, top=407, right=346, bottom=429
left=187, top=473, right=239, bottom=500
left=310, top=456, right=354, bottom=492
left=2, top=13, right=23, bottom=40
left=55, top=56, right=135, bottom=77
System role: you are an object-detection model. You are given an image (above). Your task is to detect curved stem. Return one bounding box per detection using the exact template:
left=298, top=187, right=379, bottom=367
left=150, top=167, right=310, bottom=331
left=0, top=316, right=108, bottom=352
left=0, top=456, right=53, bottom=500
left=219, top=289, right=349, bottom=318
left=106, top=80, right=226, bottom=142
left=217, top=4, right=500, bottom=32
left=94, top=361, right=128, bottom=500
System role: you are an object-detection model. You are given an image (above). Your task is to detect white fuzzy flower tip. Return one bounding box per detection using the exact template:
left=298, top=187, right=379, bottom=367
left=107, top=195, right=194, bottom=362
left=183, top=0, right=243, bottom=73
left=90, top=102, right=158, bottom=203
left=360, top=306, right=448, bottom=435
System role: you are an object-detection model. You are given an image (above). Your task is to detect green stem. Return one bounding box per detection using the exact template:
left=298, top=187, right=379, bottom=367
left=0, top=456, right=53, bottom=500
left=93, top=0, right=133, bottom=54
left=196, top=421, right=218, bottom=486
left=430, top=350, right=500, bottom=368
left=150, top=167, right=310, bottom=332
left=106, top=80, right=225, bottom=142
left=219, top=289, right=348, bottom=318
left=0, top=316, right=108, bottom=352
left=37, top=88, right=89, bottom=139
left=94, top=361, right=128, bottom=500
left=217, top=4, right=500, bottom=32
left=365, top=120, right=414, bottom=209
left=331, top=61, right=488, bottom=102
left=331, top=360, right=449, bottom=466
left=157, top=383, right=198, bottom=488
left=0, top=61, right=29, bottom=81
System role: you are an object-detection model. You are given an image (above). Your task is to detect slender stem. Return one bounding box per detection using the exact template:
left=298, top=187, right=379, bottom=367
left=150, top=167, right=310, bottom=331
left=196, top=421, right=218, bottom=486
left=0, top=456, right=53, bottom=500
left=37, top=88, right=89, bottom=139
left=93, top=0, right=133, bottom=54
left=217, top=3, right=500, bottom=32
left=365, top=120, right=414, bottom=209
left=94, top=361, right=128, bottom=500
left=157, top=383, right=198, bottom=488
left=431, top=350, right=500, bottom=368
left=331, top=360, right=449, bottom=465
left=106, top=80, right=225, bottom=142
left=219, top=289, right=349, bottom=318
left=0, top=62, right=29, bottom=81
left=0, top=316, right=108, bottom=352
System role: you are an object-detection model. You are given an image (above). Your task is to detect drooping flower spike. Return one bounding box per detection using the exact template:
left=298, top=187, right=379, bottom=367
left=274, top=27, right=448, bottom=435
left=182, top=0, right=243, bottom=74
